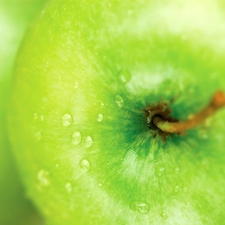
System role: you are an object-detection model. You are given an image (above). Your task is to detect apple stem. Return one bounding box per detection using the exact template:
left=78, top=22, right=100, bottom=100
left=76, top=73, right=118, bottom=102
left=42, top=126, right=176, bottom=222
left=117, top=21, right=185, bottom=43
left=153, top=91, right=225, bottom=133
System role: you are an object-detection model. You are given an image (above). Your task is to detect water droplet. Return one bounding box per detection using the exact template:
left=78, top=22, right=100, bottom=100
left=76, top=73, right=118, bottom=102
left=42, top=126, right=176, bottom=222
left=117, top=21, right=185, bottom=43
left=119, top=69, right=131, bottom=83
left=175, top=185, right=179, bottom=193
left=74, top=81, right=79, bottom=89
left=33, top=113, right=38, bottom=120
left=97, top=114, right=103, bottom=122
left=80, top=159, right=91, bottom=172
left=131, top=202, right=149, bottom=214
left=115, top=95, right=124, bottom=108
left=40, top=115, right=45, bottom=121
left=98, top=183, right=103, bottom=188
left=33, top=113, right=44, bottom=122
left=175, top=167, right=180, bottom=174
left=72, top=131, right=82, bottom=145
left=84, top=136, right=93, bottom=148
left=100, top=102, right=105, bottom=108
left=37, top=169, right=50, bottom=186
left=62, top=114, right=72, bottom=126
left=65, top=182, right=72, bottom=193
left=35, top=131, right=42, bottom=141
left=161, top=212, right=168, bottom=219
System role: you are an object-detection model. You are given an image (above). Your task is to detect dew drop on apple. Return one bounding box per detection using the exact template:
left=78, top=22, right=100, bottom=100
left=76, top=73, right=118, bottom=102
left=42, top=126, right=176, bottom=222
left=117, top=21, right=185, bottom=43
left=97, top=114, right=103, bottom=122
left=84, top=136, right=93, bottom=148
left=55, top=164, right=59, bottom=169
left=79, top=159, right=91, bottom=172
left=175, top=185, right=179, bottom=193
left=100, top=102, right=105, bottom=108
left=65, top=182, right=72, bottom=193
left=175, top=167, right=180, bottom=174
left=33, top=112, right=38, bottom=120
left=37, top=169, right=50, bottom=186
left=161, top=212, right=168, bottom=219
left=40, top=115, right=45, bottom=121
left=62, top=114, right=72, bottom=126
left=119, top=69, right=131, bottom=83
left=74, top=81, right=79, bottom=89
left=159, top=167, right=165, bottom=176
left=183, top=187, right=188, bottom=192
left=115, top=95, right=124, bottom=108
left=131, top=202, right=149, bottom=214
left=35, top=131, right=42, bottom=141
left=72, top=131, right=82, bottom=145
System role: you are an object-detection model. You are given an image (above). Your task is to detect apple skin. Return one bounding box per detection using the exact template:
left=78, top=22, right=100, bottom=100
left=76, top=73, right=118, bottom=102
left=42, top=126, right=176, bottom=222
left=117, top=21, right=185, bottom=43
left=7, top=0, right=225, bottom=225
left=0, top=0, right=47, bottom=224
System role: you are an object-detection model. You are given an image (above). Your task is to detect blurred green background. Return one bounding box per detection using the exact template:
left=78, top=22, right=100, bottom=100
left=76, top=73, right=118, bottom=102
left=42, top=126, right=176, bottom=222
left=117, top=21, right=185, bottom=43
left=0, top=1, right=47, bottom=224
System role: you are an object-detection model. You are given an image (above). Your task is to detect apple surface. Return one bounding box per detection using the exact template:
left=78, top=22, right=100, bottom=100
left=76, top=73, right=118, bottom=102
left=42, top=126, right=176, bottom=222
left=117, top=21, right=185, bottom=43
left=7, top=0, right=225, bottom=225
left=0, top=0, right=46, bottom=224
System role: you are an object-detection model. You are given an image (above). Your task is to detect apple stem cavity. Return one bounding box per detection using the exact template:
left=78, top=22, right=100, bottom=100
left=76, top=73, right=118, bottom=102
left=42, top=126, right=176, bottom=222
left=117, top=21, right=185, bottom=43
left=152, top=91, right=225, bottom=134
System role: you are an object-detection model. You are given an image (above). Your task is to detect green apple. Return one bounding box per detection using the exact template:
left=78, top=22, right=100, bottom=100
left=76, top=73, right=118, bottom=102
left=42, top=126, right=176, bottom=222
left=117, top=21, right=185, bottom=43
left=0, top=0, right=46, bottom=224
left=7, top=0, right=225, bottom=224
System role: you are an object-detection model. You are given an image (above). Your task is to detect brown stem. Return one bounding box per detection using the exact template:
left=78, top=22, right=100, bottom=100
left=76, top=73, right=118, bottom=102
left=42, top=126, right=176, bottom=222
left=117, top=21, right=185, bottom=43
left=153, top=91, right=225, bottom=133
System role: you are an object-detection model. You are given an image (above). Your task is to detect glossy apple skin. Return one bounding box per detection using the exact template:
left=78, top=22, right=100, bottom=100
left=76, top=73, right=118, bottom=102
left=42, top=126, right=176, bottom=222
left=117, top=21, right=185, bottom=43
left=0, top=1, right=46, bottom=224
left=7, top=0, right=225, bottom=225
